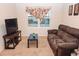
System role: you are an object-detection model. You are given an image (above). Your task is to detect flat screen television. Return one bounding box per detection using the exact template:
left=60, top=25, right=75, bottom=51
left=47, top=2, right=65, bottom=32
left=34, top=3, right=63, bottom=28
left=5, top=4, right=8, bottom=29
left=5, top=18, right=18, bottom=35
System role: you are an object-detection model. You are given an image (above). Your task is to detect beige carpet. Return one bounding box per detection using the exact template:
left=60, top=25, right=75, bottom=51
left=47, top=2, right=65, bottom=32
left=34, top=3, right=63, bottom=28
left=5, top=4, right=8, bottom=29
left=0, top=36, right=54, bottom=56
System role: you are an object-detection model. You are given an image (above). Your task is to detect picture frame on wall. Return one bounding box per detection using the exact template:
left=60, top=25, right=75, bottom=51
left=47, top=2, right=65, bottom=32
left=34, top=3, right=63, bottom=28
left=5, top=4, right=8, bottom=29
left=68, top=5, right=73, bottom=16
left=74, top=3, right=79, bottom=15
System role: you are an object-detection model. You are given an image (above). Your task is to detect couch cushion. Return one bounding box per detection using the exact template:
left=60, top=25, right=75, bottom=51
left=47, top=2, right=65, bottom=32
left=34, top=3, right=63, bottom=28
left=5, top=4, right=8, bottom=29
left=59, top=24, right=79, bottom=39
left=57, top=43, right=78, bottom=49
left=57, top=30, right=78, bottom=43
left=48, top=34, right=60, bottom=39
left=49, top=39, right=58, bottom=49
left=63, top=33, right=78, bottom=43
left=57, top=30, right=64, bottom=38
left=56, top=39, right=64, bottom=43
left=49, top=39, right=64, bottom=50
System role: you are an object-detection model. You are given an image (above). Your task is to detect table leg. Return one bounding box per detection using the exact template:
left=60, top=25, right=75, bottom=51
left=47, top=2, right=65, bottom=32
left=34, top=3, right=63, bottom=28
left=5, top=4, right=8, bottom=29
left=36, top=40, right=38, bottom=48
left=28, top=39, right=29, bottom=48
left=4, top=38, right=7, bottom=49
left=12, top=39, right=15, bottom=48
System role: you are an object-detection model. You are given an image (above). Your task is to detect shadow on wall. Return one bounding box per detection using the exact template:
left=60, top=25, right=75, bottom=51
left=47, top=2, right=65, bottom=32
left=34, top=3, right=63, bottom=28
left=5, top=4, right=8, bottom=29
left=0, top=24, right=6, bottom=50
left=0, top=23, right=6, bottom=35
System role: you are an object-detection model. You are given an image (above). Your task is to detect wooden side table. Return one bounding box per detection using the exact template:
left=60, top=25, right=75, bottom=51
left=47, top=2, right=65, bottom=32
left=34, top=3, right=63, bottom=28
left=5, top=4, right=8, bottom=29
left=3, top=30, right=21, bottom=49
left=27, top=34, right=38, bottom=48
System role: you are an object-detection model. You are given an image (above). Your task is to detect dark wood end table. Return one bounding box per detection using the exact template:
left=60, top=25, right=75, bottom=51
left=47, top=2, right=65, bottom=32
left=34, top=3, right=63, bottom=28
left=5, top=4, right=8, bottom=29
left=27, top=34, right=38, bottom=48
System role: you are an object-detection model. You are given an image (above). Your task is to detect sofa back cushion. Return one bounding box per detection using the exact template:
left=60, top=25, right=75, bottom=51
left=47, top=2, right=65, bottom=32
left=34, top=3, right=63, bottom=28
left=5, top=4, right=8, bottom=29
left=57, top=30, right=78, bottom=43
left=59, top=24, right=79, bottom=39
left=57, top=30, right=64, bottom=39
left=48, top=34, right=60, bottom=39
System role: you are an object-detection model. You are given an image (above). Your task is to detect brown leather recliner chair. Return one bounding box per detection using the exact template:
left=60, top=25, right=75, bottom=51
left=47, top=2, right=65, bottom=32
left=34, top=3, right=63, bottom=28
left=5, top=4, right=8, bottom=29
left=48, top=24, right=79, bottom=56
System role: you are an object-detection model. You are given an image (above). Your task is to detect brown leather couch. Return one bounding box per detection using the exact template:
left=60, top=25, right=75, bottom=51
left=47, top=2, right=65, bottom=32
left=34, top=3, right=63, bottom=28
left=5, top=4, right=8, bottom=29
left=48, top=24, right=79, bottom=56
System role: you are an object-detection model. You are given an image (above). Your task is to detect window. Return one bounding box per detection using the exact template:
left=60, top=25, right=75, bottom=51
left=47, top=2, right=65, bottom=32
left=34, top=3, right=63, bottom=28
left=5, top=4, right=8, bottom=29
left=28, top=11, right=50, bottom=27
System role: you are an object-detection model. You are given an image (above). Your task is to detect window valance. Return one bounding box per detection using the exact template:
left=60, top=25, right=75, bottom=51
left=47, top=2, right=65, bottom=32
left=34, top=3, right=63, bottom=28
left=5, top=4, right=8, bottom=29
left=26, top=7, right=51, bottom=21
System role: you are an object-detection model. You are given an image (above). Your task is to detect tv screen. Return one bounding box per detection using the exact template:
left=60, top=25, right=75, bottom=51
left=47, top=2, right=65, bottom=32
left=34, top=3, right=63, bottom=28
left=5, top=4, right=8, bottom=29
left=5, top=18, right=18, bottom=34
left=5, top=18, right=18, bottom=27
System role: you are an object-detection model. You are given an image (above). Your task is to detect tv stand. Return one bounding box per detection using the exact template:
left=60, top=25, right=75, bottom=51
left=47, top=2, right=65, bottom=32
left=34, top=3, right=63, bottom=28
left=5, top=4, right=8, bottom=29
left=3, top=30, right=21, bottom=49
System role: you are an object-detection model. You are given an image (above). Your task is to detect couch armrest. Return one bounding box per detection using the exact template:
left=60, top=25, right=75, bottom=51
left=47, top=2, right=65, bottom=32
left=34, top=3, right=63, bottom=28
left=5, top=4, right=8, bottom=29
left=57, top=43, right=78, bottom=49
left=48, top=29, right=58, bottom=34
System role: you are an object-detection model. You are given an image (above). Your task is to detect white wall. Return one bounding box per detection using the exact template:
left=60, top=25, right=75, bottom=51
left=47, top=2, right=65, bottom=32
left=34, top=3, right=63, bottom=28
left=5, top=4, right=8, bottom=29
left=0, top=4, right=16, bottom=52
left=16, top=3, right=64, bottom=36
left=62, top=3, right=79, bottom=29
